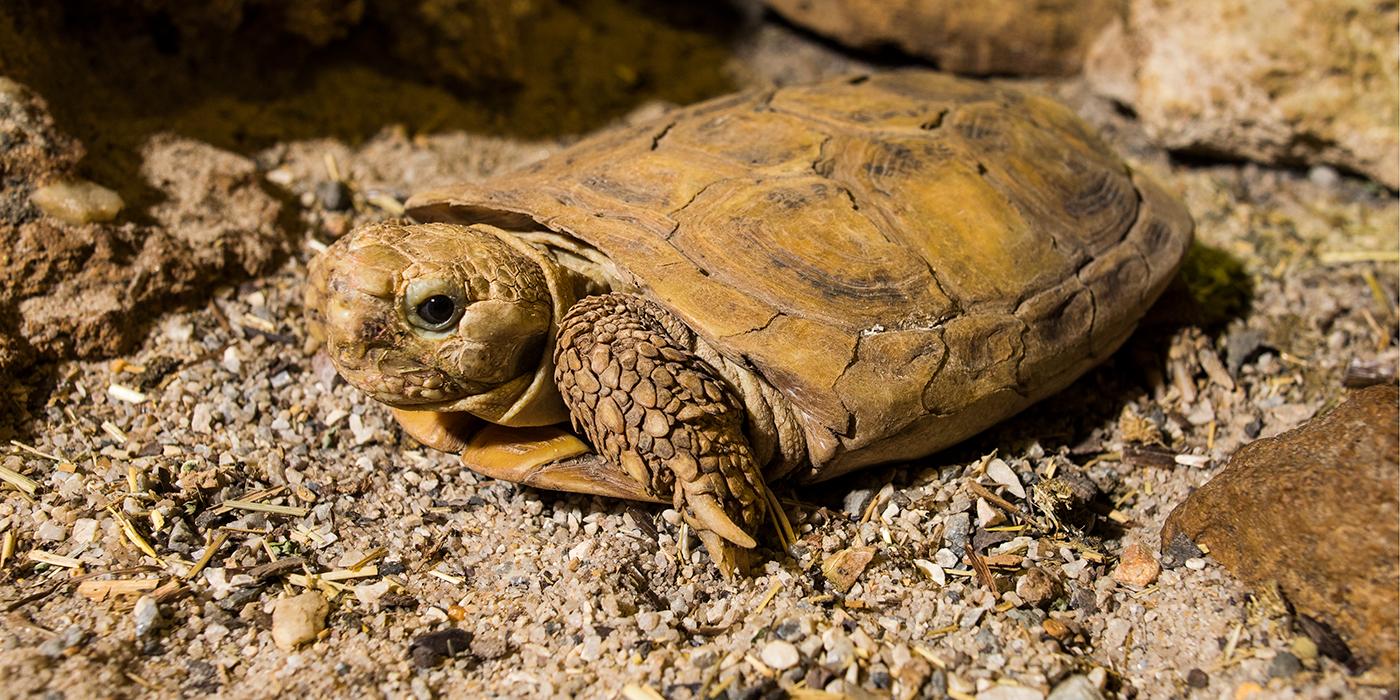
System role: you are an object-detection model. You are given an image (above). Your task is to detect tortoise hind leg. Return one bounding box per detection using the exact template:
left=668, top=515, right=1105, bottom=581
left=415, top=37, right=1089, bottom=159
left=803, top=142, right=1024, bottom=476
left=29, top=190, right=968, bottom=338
left=554, top=293, right=769, bottom=576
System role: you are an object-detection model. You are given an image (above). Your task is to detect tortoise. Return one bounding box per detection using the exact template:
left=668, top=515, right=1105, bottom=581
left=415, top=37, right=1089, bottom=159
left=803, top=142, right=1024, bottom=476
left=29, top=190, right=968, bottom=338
left=304, top=70, right=1192, bottom=575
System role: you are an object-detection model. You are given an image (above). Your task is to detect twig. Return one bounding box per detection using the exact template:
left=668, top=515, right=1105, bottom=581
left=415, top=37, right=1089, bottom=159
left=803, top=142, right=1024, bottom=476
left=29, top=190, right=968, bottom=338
left=964, top=544, right=997, bottom=591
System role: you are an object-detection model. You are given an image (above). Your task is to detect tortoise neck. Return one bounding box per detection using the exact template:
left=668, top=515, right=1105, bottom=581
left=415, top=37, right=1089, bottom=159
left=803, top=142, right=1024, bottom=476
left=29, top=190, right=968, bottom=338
left=460, top=225, right=575, bottom=427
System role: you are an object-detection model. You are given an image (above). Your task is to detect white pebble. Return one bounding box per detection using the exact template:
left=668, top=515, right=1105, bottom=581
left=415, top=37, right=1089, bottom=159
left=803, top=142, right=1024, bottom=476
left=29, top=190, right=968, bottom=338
left=71, top=518, right=98, bottom=544
left=986, top=458, right=1026, bottom=499
left=271, top=591, right=328, bottom=650
left=760, top=640, right=800, bottom=670
left=191, top=404, right=214, bottom=434
left=1184, top=557, right=1207, bottom=570
left=36, top=520, right=66, bottom=541
left=222, top=346, right=243, bottom=375
left=132, top=595, right=161, bottom=636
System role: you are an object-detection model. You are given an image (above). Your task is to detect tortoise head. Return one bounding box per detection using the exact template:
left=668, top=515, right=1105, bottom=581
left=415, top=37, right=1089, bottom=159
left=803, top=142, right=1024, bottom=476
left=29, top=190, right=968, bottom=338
left=305, top=222, right=570, bottom=426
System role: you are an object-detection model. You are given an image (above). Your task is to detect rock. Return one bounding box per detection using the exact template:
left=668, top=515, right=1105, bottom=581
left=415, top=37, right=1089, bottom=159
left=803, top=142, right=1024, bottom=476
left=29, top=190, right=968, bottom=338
left=1267, top=651, right=1302, bottom=678
left=469, top=627, right=511, bottom=660
left=1161, top=385, right=1399, bottom=682
left=1290, top=635, right=1319, bottom=663
left=132, top=595, right=161, bottom=637
left=30, top=181, right=123, bottom=225
left=316, top=180, right=350, bottom=211
left=764, top=0, right=1120, bottom=76
left=842, top=488, right=875, bottom=516
left=942, top=513, right=972, bottom=553
left=1109, top=544, right=1160, bottom=587
left=1041, top=618, right=1071, bottom=640
left=271, top=591, right=328, bottom=651
left=1159, top=530, right=1203, bottom=569
left=1086, top=0, right=1399, bottom=188
left=2, top=125, right=287, bottom=368
left=1185, top=668, right=1209, bottom=688
left=1015, top=567, right=1061, bottom=608
left=408, top=628, right=472, bottom=669
left=975, top=685, right=1044, bottom=700
left=760, top=640, right=800, bottom=670
left=1047, top=675, right=1104, bottom=700
left=822, top=546, right=876, bottom=593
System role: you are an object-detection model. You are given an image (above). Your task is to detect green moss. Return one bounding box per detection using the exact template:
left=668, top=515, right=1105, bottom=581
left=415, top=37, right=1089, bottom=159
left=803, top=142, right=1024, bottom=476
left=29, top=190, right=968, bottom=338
left=1177, top=241, right=1254, bottom=328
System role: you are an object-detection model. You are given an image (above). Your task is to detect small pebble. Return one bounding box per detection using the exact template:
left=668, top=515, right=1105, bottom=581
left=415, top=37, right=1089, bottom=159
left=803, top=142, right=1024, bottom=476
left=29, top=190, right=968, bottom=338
left=1110, top=544, right=1161, bottom=587
left=760, top=640, right=800, bottom=670
left=1047, top=674, right=1104, bottom=700
left=409, top=628, right=471, bottom=668
left=1233, top=682, right=1265, bottom=699
left=975, top=685, right=1044, bottom=700
left=317, top=180, right=351, bottom=211
left=31, top=180, right=123, bottom=224
left=774, top=618, right=804, bottom=641
left=1185, top=668, right=1209, bottom=688
left=1290, top=635, right=1319, bottom=662
left=822, top=546, right=875, bottom=593
left=1308, top=165, right=1340, bottom=187
left=1268, top=651, right=1302, bottom=678
left=1015, top=567, right=1060, bottom=608
left=843, top=488, right=875, bottom=516
left=986, top=458, right=1026, bottom=499
left=1042, top=618, right=1071, bottom=640
left=272, top=591, right=328, bottom=651
left=132, top=595, right=161, bottom=637
left=1184, top=557, right=1207, bottom=570
left=1086, top=667, right=1106, bottom=689
left=36, top=520, right=66, bottom=541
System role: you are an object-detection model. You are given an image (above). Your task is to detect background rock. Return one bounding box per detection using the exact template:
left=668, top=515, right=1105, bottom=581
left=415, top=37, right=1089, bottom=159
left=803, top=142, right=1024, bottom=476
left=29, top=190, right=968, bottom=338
left=1162, top=384, right=1399, bottom=682
left=1086, top=0, right=1399, bottom=189
left=763, top=0, right=1122, bottom=76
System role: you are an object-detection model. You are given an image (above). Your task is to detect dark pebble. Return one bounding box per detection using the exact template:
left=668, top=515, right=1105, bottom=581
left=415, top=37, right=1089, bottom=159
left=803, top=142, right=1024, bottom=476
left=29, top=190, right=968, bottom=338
left=1186, top=668, right=1209, bottom=688
left=1161, top=531, right=1204, bottom=569
left=1069, top=587, right=1098, bottom=613
left=870, top=669, right=891, bottom=689
left=803, top=666, right=833, bottom=690
left=408, top=628, right=472, bottom=668
left=774, top=619, right=803, bottom=641
left=1268, top=651, right=1303, bottom=678
left=317, top=180, right=351, bottom=211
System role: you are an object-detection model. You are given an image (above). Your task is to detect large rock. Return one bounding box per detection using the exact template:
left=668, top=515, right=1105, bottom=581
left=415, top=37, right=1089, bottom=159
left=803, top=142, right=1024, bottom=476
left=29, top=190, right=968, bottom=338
left=1086, top=0, right=1399, bottom=189
left=1162, top=384, right=1399, bottom=682
left=0, top=78, right=287, bottom=368
left=764, top=0, right=1121, bottom=76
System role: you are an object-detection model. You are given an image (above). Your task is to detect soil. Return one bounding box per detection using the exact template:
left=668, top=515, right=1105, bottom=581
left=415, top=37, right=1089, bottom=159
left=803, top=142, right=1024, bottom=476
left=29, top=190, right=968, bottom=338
left=0, top=3, right=1397, bottom=699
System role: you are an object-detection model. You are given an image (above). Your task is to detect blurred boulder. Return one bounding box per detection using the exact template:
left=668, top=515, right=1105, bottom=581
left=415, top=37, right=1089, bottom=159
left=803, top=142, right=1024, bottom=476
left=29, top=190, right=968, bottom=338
left=1162, top=384, right=1399, bottom=683
left=1086, top=0, right=1398, bottom=189
left=0, top=78, right=288, bottom=372
left=764, top=0, right=1123, bottom=76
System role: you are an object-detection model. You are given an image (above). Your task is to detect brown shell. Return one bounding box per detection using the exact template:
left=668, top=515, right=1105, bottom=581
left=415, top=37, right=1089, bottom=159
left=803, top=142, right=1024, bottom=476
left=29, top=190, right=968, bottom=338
left=408, top=70, right=1193, bottom=480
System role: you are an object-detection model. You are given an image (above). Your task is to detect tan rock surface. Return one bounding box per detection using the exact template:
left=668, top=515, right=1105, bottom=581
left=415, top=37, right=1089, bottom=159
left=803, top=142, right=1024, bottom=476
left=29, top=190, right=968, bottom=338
left=764, top=0, right=1121, bottom=76
left=1162, top=384, right=1400, bottom=682
left=1086, top=0, right=1399, bottom=188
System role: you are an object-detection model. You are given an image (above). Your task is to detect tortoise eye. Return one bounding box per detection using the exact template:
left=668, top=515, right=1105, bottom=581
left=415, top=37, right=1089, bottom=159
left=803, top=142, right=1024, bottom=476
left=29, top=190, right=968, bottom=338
left=415, top=295, right=456, bottom=328
left=404, top=278, right=464, bottom=333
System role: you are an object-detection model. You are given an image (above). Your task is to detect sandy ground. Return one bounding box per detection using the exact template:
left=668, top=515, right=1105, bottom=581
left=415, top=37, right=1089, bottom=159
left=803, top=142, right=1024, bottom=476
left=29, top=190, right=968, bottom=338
left=1, top=10, right=1398, bottom=700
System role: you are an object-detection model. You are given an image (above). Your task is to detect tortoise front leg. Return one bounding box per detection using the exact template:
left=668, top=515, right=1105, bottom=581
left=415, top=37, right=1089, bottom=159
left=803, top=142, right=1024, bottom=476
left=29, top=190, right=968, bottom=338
left=554, top=293, right=769, bottom=576
left=391, top=408, right=660, bottom=503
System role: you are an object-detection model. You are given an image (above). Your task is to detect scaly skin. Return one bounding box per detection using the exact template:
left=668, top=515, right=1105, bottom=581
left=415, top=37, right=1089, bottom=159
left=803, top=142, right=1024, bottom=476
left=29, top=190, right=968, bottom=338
left=554, top=293, right=769, bottom=575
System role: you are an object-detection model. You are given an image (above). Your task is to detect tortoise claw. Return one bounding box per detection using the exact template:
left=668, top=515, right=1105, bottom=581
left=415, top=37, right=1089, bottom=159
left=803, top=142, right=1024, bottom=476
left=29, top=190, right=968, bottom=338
left=685, top=494, right=757, bottom=549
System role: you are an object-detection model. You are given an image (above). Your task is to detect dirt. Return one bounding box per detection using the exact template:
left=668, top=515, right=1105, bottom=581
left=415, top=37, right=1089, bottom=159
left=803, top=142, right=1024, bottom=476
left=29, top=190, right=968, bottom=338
left=0, top=3, right=1397, bottom=699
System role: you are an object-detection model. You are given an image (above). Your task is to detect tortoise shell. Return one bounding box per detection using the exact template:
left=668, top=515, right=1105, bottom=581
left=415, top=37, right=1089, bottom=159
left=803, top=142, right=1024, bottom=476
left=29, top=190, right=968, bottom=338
left=407, top=70, right=1193, bottom=481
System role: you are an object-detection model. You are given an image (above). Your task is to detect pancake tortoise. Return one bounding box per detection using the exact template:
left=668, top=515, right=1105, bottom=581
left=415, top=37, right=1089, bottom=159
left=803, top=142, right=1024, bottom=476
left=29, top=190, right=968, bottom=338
left=305, top=69, right=1193, bottom=575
